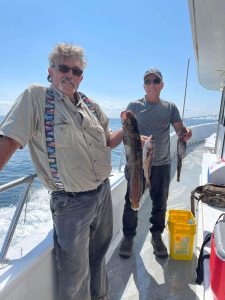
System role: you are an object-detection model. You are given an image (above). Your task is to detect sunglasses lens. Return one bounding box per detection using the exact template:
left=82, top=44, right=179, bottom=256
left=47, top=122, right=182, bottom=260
left=72, top=68, right=83, bottom=76
left=153, top=78, right=161, bottom=84
left=144, top=78, right=161, bottom=85
left=56, top=65, right=83, bottom=76
left=58, top=65, right=70, bottom=73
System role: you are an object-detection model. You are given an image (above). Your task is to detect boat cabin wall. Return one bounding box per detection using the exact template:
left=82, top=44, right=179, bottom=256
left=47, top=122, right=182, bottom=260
left=215, top=88, right=225, bottom=159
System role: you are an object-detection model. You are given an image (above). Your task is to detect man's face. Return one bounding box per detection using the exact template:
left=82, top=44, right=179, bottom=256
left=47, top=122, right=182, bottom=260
left=143, top=74, right=164, bottom=100
left=48, top=58, right=83, bottom=99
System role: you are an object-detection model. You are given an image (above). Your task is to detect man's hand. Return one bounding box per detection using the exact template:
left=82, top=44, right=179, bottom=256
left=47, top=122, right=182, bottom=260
left=182, top=128, right=192, bottom=142
left=140, top=135, right=149, bottom=147
left=173, top=121, right=192, bottom=142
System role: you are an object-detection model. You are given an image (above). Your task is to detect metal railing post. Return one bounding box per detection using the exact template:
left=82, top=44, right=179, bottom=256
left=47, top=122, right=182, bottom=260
left=0, top=174, right=37, bottom=264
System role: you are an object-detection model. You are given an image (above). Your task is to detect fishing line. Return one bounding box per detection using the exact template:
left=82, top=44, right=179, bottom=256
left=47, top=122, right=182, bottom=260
left=182, top=58, right=190, bottom=122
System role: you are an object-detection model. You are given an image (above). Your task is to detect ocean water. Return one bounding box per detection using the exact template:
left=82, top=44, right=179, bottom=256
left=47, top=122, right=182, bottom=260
left=0, top=117, right=123, bottom=187
left=0, top=116, right=123, bottom=248
left=0, top=114, right=218, bottom=189
left=0, top=114, right=218, bottom=249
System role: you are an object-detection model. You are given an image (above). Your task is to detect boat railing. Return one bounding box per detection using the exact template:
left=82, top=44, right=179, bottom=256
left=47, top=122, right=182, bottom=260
left=119, top=114, right=219, bottom=166
left=0, top=174, right=37, bottom=264
left=170, top=114, right=218, bottom=133
left=0, top=114, right=219, bottom=264
left=183, top=114, right=218, bottom=125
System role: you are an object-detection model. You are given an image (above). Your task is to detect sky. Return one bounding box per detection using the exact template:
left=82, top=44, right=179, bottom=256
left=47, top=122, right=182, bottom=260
left=0, top=0, right=221, bottom=118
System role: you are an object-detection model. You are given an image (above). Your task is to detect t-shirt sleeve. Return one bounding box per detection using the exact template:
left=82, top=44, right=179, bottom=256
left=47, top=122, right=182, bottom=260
left=171, top=103, right=182, bottom=124
left=126, top=102, right=136, bottom=113
left=0, top=86, right=40, bottom=148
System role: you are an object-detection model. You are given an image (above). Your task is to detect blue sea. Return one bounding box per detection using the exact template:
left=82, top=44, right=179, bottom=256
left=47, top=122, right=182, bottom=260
left=0, top=114, right=218, bottom=206
left=0, top=114, right=218, bottom=248
left=0, top=116, right=217, bottom=208
left=0, top=116, right=123, bottom=206
left=0, top=116, right=124, bottom=248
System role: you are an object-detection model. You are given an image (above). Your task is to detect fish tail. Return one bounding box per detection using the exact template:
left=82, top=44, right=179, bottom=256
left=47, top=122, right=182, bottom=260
left=177, top=156, right=182, bottom=182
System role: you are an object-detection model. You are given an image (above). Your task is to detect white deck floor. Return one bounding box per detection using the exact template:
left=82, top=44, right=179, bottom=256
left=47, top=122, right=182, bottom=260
left=107, top=143, right=206, bottom=300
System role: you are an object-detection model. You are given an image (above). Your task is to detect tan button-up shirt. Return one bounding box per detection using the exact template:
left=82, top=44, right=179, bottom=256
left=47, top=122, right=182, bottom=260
left=0, top=84, right=112, bottom=192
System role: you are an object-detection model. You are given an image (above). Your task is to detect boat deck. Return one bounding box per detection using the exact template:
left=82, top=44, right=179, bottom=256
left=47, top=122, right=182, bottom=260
left=107, top=143, right=206, bottom=300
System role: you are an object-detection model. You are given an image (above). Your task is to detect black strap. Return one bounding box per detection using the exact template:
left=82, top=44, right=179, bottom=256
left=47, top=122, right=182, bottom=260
left=195, top=233, right=212, bottom=284
left=216, top=213, right=225, bottom=224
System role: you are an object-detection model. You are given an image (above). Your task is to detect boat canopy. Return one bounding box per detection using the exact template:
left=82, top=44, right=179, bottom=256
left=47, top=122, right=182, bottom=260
left=188, top=0, right=225, bottom=90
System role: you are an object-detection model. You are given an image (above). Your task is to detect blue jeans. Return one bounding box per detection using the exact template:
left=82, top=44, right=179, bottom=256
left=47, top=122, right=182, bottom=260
left=122, top=164, right=171, bottom=237
left=50, top=179, right=112, bottom=300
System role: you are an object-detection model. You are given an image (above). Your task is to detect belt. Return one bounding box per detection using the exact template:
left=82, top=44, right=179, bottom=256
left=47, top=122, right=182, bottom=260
left=51, top=180, right=106, bottom=196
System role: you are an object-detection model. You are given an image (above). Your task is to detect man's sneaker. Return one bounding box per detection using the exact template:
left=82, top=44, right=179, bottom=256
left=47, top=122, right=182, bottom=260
left=151, top=233, right=168, bottom=258
left=118, top=237, right=133, bottom=258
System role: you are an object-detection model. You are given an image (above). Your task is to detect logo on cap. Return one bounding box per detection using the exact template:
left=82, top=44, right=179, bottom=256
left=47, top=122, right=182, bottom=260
left=144, top=69, right=163, bottom=80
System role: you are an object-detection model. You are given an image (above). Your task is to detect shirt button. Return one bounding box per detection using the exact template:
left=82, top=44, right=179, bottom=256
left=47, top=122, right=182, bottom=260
left=93, top=160, right=96, bottom=163
left=89, top=143, right=92, bottom=146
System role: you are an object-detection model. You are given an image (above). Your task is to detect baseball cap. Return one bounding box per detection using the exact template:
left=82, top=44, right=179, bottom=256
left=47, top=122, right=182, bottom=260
left=144, top=69, right=163, bottom=80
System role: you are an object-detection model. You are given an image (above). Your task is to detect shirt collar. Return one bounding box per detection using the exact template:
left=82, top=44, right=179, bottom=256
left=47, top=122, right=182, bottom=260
left=144, top=95, right=161, bottom=105
left=50, top=84, right=64, bottom=100
left=50, top=84, right=85, bottom=108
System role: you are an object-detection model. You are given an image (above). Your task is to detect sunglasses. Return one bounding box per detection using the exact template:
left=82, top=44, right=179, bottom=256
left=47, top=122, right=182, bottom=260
left=52, top=64, right=83, bottom=76
left=144, top=78, right=161, bottom=85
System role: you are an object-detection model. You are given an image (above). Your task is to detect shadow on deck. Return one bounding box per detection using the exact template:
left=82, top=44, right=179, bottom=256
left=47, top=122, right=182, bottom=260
left=107, top=143, right=205, bottom=300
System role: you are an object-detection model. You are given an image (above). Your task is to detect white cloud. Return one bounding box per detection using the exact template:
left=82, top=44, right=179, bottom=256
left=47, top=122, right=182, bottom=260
left=0, top=100, right=13, bottom=107
left=87, top=94, right=129, bottom=118
left=0, top=100, right=14, bottom=116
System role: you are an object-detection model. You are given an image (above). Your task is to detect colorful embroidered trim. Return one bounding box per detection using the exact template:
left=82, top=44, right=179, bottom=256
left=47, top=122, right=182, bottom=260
left=44, top=88, right=64, bottom=189
left=79, top=92, right=97, bottom=116
left=44, top=90, right=96, bottom=190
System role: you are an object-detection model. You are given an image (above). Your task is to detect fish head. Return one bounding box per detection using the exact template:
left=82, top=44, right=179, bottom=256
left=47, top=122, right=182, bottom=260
left=121, top=110, right=138, bottom=131
left=144, top=135, right=155, bottom=149
left=120, top=110, right=128, bottom=121
left=179, top=127, right=188, bottom=137
left=121, top=110, right=135, bottom=121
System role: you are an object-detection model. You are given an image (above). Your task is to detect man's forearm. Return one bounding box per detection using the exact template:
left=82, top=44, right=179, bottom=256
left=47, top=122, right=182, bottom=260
left=108, top=129, right=123, bottom=149
left=0, top=136, right=21, bottom=170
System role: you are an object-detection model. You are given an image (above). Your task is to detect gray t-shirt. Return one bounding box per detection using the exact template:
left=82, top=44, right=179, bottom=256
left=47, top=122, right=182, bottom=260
left=126, top=97, right=181, bottom=166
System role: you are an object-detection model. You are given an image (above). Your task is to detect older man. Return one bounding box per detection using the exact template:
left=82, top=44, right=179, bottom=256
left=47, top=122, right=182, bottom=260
left=0, top=43, right=123, bottom=300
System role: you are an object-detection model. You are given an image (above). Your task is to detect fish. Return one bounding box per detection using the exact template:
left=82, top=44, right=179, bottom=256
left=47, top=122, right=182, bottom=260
left=177, top=127, right=187, bottom=182
left=142, top=135, right=154, bottom=188
left=121, top=110, right=143, bottom=210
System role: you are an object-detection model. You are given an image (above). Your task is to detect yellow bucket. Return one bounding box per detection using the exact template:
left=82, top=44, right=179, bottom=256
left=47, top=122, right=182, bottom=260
left=167, top=210, right=196, bottom=260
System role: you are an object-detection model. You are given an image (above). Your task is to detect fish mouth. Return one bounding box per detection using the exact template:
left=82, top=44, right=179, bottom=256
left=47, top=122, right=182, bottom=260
left=120, top=111, right=127, bottom=120
left=120, top=110, right=134, bottom=120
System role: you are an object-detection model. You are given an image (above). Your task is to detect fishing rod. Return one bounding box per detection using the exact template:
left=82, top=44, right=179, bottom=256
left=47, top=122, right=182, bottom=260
left=182, top=58, right=190, bottom=121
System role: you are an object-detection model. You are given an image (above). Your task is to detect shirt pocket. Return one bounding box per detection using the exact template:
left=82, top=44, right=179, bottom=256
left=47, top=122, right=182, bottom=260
left=50, top=193, right=73, bottom=216
left=54, top=123, right=75, bottom=147
left=87, top=125, right=107, bottom=147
